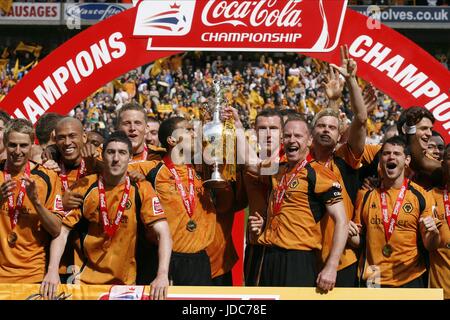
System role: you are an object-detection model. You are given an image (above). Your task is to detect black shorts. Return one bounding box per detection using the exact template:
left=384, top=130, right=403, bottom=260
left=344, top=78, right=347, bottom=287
left=170, top=250, right=213, bottom=286
left=259, top=246, right=317, bottom=287
left=244, top=244, right=265, bottom=286
left=336, top=262, right=358, bottom=287
left=212, top=271, right=233, bottom=286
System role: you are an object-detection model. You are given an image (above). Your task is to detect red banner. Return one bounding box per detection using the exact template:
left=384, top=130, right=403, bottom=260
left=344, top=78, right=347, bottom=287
left=134, top=0, right=347, bottom=52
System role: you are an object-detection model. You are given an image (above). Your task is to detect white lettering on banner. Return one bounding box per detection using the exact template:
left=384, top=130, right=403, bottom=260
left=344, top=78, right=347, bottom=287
left=201, top=0, right=303, bottom=28
left=201, top=32, right=302, bottom=43
left=349, top=34, right=450, bottom=134
left=13, top=32, right=127, bottom=123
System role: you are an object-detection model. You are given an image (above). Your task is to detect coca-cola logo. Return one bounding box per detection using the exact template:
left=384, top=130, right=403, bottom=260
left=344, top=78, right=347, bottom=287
left=201, top=0, right=303, bottom=28
left=131, top=0, right=347, bottom=51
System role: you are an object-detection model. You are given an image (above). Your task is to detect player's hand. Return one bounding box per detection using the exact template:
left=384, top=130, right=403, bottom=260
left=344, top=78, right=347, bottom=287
left=40, top=270, right=60, bottom=300
left=42, top=159, right=61, bottom=173
left=316, top=265, right=337, bottom=292
left=330, top=45, right=357, bottom=80
left=420, top=216, right=439, bottom=234
left=0, top=180, right=16, bottom=203
left=62, top=190, right=84, bottom=210
left=348, top=221, right=362, bottom=238
left=248, top=211, right=265, bottom=236
left=128, top=170, right=146, bottom=182
left=150, top=274, right=169, bottom=300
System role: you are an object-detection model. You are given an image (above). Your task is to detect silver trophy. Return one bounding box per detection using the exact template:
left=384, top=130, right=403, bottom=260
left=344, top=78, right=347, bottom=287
left=202, top=79, right=228, bottom=189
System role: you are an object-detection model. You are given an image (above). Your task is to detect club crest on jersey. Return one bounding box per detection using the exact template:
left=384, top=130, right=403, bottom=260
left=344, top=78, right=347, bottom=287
left=289, top=179, right=299, bottom=189
left=402, top=203, right=413, bottom=214
left=126, top=199, right=132, bottom=210
left=152, top=197, right=164, bottom=215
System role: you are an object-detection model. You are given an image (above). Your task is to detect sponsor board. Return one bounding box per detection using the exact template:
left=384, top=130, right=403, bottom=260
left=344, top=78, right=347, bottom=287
left=134, top=0, right=348, bottom=52
left=0, top=3, right=60, bottom=24
left=63, top=3, right=133, bottom=25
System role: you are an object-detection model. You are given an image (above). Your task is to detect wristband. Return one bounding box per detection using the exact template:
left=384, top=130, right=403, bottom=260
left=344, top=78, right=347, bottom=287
left=402, top=123, right=416, bottom=135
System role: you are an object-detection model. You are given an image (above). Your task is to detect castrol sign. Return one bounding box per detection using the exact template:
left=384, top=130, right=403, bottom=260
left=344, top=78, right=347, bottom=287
left=133, top=0, right=348, bottom=52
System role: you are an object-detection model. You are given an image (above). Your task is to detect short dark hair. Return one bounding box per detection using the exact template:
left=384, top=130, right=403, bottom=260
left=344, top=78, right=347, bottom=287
left=0, top=109, right=11, bottom=125
left=255, top=109, right=283, bottom=128
left=102, top=131, right=132, bottom=156
left=35, top=112, right=63, bottom=145
left=279, top=109, right=299, bottom=117
left=147, top=116, right=160, bottom=124
left=117, top=103, right=148, bottom=127
left=397, top=107, right=435, bottom=135
left=158, top=116, right=186, bottom=149
left=444, top=143, right=450, bottom=158
left=431, top=130, right=444, bottom=141
left=381, top=136, right=410, bottom=156
left=283, top=114, right=311, bottom=133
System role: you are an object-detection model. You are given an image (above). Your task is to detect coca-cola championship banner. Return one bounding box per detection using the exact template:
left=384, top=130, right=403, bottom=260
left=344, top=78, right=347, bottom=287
left=134, top=0, right=347, bottom=52
left=1, top=0, right=449, bottom=141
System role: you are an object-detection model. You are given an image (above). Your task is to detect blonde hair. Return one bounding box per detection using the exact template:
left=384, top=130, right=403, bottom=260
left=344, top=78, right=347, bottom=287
left=3, top=118, right=34, bottom=145
left=312, top=108, right=344, bottom=133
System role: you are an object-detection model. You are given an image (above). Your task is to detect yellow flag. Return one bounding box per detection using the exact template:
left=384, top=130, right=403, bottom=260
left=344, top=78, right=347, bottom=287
left=33, top=45, right=42, bottom=58
left=13, top=58, right=19, bottom=80
left=312, top=58, right=324, bottom=72
left=250, top=90, right=264, bottom=106
left=112, top=79, right=124, bottom=90
left=14, top=42, right=42, bottom=58
left=17, top=60, right=35, bottom=75
left=1, top=48, right=9, bottom=59
left=0, top=59, right=8, bottom=72
left=14, top=42, right=36, bottom=54
left=151, top=58, right=169, bottom=77
left=157, top=104, right=173, bottom=113
left=0, top=0, right=13, bottom=14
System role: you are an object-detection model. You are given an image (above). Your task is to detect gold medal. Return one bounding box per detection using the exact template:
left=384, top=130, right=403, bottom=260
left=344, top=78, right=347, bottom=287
left=271, top=218, right=278, bottom=230
left=7, top=231, right=17, bottom=247
left=382, top=244, right=393, bottom=257
left=186, top=220, right=197, bottom=232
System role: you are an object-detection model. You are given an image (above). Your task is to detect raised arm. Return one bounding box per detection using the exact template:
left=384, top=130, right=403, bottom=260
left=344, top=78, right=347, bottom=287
left=331, top=45, right=367, bottom=158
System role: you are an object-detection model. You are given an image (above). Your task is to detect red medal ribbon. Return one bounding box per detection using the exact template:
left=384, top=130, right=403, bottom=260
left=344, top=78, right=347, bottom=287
left=380, top=178, right=409, bottom=243
left=4, top=161, right=31, bottom=230
left=59, top=159, right=86, bottom=191
left=142, top=144, right=148, bottom=161
left=163, top=155, right=195, bottom=219
left=442, top=186, right=450, bottom=229
left=273, top=158, right=308, bottom=215
left=98, top=175, right=131, bottom=238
